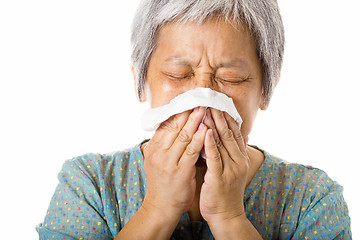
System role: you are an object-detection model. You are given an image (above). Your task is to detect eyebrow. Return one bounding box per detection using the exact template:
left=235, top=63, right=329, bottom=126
left=217, top=58, right=250, bottom=69
left=164, top=56, right=249, bottom=69
left=164, top=56, right=195, bottom=66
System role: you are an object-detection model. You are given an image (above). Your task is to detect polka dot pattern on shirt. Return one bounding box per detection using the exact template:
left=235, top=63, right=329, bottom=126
left=243, top=152, right=351, bottom=239
left=36, top=143, right=352, bottom=239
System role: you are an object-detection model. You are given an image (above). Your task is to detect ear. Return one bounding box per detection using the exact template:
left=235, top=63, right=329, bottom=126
left=131, top=66, right=147, bottom=102
left=259, top=77, right=280, bottom=110
left=259, top=91, right=267, bottom=111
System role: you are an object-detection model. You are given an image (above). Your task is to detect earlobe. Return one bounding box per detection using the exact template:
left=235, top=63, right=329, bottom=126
left=259, top=89, right=267, bottom=111
left=259, top=94, right=267, bottom=110
left=260, top=77, right=279, bottom=110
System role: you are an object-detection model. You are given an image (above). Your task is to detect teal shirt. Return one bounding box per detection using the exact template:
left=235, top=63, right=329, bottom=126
left=36, top=143, right=352, bottom=239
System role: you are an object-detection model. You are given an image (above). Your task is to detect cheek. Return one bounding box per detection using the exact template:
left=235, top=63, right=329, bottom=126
left=149, top=79, right=188, bottom=108
left=230, top=91, right=262, bottom=138
left=239, top=110, right=257, bottom=139
left=236, top=103, right=257, bottom=138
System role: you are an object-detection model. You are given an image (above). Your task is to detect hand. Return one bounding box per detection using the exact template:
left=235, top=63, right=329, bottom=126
left=142, top=107, right=208, bottom=219
left=199, top=108, right=250, bottom=225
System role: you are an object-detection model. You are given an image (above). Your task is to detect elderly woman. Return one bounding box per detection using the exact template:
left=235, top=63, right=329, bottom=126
left=37, top=0, right=351, bottom=239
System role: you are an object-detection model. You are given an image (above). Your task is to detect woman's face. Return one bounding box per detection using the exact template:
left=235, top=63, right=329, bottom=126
left=143, top=18, right=264, bottom=142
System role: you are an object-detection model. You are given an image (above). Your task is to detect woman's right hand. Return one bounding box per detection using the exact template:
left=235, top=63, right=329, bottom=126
left=141, top=106, right=208, bottom=220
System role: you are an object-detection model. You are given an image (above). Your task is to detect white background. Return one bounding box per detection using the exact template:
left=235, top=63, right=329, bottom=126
left=0, top=0, right=359, bottom=239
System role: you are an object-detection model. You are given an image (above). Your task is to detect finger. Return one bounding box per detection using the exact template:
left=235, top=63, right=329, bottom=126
left=223, top=112, right=250, bottom=176
left=204, top=129, right=223, bottom=177
left=149, top=110, right=192, bottom=151
left=210, top=108, right=241, bottom=162
left=202, top=108, right=231, bottom=169
left=202, top=108, right=222, bottom=150
left=169, top=107, right=207, bottom=163
left=178, top=122, right=207, bottom=169
left=224, top=112, right=247, bottom=155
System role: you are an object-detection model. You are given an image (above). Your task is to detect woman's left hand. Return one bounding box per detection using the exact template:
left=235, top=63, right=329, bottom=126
left=199, top=108, right=250, bottom=226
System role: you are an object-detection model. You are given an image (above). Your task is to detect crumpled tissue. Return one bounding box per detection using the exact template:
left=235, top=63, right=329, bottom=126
left=141, top=88, right=242, bottom=131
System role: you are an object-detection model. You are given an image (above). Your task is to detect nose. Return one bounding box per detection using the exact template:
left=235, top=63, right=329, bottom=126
left=193, top=73, right=217, bottom=90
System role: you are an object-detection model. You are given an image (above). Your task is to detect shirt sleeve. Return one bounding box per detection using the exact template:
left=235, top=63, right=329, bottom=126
left=292, top=181, right=352, bottom=240
left=36, top=153, right=120, bottom=240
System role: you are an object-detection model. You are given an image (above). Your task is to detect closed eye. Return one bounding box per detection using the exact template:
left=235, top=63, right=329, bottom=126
left=163, top=72, right=194, bottom=80
left=215, top=76, right=249, bottom=84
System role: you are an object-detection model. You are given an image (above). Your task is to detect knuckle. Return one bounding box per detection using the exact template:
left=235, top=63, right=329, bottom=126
left=178, top=129, right=192, bottom=143
left=159, top=118, right=180, bottom=133
left=222, top=128, right=234, bottom=140
left=233, top=130, right=243, bottom=141
left=146, top=151, right=159, bottom=164
left=185, top=144, right=197, bottom=157
left=144, top=147, right=166, bottom=165
left=215, top=137, right=224, bottom=149
left=213, top=153, right=222, bottom=162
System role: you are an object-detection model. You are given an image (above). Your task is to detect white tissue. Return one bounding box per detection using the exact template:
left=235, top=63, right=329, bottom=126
left=141, top=88, right=242, bottom=131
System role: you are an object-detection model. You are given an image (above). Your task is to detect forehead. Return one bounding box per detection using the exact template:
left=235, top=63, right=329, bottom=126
left=163, top=55, right=251, bottom=71
left=153, top=18, right=257, bottom=67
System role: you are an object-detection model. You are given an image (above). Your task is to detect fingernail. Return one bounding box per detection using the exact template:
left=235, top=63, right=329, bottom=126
left=194, top=106, right=200, bottom=112
left=201, top=110, right=207, bottom=123
left=197, top=123, right=205, bottom=132
left=208, top=129, right=214, bottom=140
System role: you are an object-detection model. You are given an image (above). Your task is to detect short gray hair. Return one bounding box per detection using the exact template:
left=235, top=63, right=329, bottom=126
left=131, top=0, right=285, bottom=108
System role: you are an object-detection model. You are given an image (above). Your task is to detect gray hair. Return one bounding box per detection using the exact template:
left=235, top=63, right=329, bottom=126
left=131, top=0, right=285, bottom=108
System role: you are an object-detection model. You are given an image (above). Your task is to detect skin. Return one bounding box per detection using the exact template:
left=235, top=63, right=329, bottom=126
left=116, top=17, right=267, bottom=239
